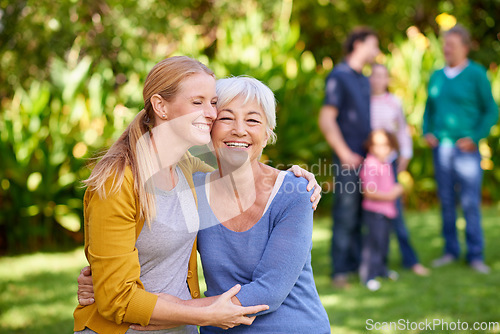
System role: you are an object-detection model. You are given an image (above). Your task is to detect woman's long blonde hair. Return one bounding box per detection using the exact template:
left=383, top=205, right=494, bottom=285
left=83, top=56, right=214, bottom=224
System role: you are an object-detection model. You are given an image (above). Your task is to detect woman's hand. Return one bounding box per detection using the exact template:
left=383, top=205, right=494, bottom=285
left=77, top=266, right=95, bottom=306
left=131, top=285, right=268, bottom=331
left=203, top=284, right=268, bottom=329
left=288, top=165, right=321, bottom=210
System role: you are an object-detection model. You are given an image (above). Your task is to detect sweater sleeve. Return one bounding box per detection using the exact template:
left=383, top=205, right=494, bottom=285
left=423, top=73, right=435, bottom=136
left=85, top=169, right=158, bottom=326
left=235, top=178, right=313, bottom=315
left=471, top=68, right=499, bottom=143
left=394, top=96, right=413, bottom=159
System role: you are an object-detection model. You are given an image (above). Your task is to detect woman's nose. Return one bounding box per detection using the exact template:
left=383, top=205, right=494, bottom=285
left=204, top=103, right=217, bottom=121
left=231, top=120, right=247, bottom=136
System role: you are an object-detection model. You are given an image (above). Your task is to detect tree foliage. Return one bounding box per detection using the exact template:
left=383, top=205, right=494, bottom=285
left=0, top=0, right=499, bottom=252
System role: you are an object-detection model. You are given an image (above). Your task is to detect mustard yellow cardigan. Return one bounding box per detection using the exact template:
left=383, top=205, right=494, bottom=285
left=74, top=153, right=213, bottom=333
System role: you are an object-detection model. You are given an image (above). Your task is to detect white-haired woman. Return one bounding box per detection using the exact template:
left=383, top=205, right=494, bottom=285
left=192, top=76, right=331, bottom=333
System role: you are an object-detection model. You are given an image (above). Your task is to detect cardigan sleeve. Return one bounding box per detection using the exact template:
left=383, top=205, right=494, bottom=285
left=235, top=177, right=313, bottom=314
left=85, top=168, right=158, bottom=326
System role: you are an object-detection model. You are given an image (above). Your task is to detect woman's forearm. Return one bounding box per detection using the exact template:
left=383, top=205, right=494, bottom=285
left=177, top=295, right=218, bottom=307
left=149, top=285, right=268, bottom=329
left=149, top=298, right=211, bottom=326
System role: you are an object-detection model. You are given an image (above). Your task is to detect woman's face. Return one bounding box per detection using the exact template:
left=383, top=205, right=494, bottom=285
left=211, top=95, right=269, bottom=168
left=370, top=65, right=389, bottom=95
left=163, top=72, right=218, bottom=146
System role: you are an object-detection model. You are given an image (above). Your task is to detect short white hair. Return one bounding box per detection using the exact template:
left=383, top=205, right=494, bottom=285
left=216, top=76, right=277, bottom=144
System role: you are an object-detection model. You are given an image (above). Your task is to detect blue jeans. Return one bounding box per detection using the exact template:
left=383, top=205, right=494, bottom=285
left=391, top=162, right=419, bottom=268
left=331, top=158, right=363, bottom=276
left=393, top=197, right=419, bottom=267
left=433, top=144, right=484, bottom=262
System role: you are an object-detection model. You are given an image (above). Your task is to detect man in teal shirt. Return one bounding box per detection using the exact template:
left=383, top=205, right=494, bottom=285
left=424, top=25, right=498, bottom=273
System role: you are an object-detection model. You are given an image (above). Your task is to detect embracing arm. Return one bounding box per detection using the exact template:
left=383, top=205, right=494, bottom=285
left=233, top=180, right=314, bottom=314
left=287, top=165, right=322, bottom=210
left=81, top=168, right=267, bottom=329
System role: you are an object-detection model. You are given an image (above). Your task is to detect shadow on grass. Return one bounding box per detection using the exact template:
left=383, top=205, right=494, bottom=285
left=312, top=206, right=500, bottom=334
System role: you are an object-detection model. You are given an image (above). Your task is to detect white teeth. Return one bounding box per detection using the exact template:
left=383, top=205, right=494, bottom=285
left=194, top=124, right=209, bottom=131
left=226, top=142, right=249, bottom=148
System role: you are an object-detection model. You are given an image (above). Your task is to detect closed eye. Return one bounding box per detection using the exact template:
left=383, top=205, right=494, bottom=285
left=247, top=119, right=261, bottom=123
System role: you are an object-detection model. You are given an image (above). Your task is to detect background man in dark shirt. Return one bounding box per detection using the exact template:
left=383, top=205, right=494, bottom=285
left=319, top=27, right=380, bottom=288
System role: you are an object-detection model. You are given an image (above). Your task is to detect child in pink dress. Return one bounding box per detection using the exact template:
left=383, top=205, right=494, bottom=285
left=359, top=129, right=403, bottom=291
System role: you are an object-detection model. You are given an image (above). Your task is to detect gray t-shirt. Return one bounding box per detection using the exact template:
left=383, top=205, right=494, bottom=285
left=128, top=167, right=199, bottom=334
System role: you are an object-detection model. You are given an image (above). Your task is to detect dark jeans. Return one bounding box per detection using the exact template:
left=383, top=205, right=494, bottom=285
left=331, top=158, right=363, bottom=277
left=433, top=144, right=484, bottom=262
left=359, top=210, right=392, bottom=283
left=391, top=162, right=419, bottom=268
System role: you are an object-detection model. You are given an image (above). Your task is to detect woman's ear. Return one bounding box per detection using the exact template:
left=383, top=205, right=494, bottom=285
left=262, top=131, right=270, bottom=148
left=150, top=94, right=168, bottom=120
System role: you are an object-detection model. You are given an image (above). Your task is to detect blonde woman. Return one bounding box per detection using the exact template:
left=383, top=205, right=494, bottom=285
left=74, top=57, right=320, bottom=334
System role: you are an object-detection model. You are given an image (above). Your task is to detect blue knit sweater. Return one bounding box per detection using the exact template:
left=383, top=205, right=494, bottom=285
left=194, top=171, right=330, bottom=334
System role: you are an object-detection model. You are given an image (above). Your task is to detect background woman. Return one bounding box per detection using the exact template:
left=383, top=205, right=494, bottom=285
left=370, top=63, right=429, bottom=276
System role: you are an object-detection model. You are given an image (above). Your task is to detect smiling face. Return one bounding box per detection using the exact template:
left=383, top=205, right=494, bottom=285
left=160, top=72, right=218, bottom=146
left=211, top=95, right=269, bottom=169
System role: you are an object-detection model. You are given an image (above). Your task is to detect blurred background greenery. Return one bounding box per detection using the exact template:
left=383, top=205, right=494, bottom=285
left=0, top=0, right=499, bottom=254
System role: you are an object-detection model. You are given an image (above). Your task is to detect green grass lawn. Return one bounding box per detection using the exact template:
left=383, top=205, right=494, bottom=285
left=1, top=207, right=499, bottom=333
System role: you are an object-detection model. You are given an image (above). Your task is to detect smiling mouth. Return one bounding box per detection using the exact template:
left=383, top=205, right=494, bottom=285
left=225, top=141, right=250, bottom=149
left=193, top=123, right=210, bottom=131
